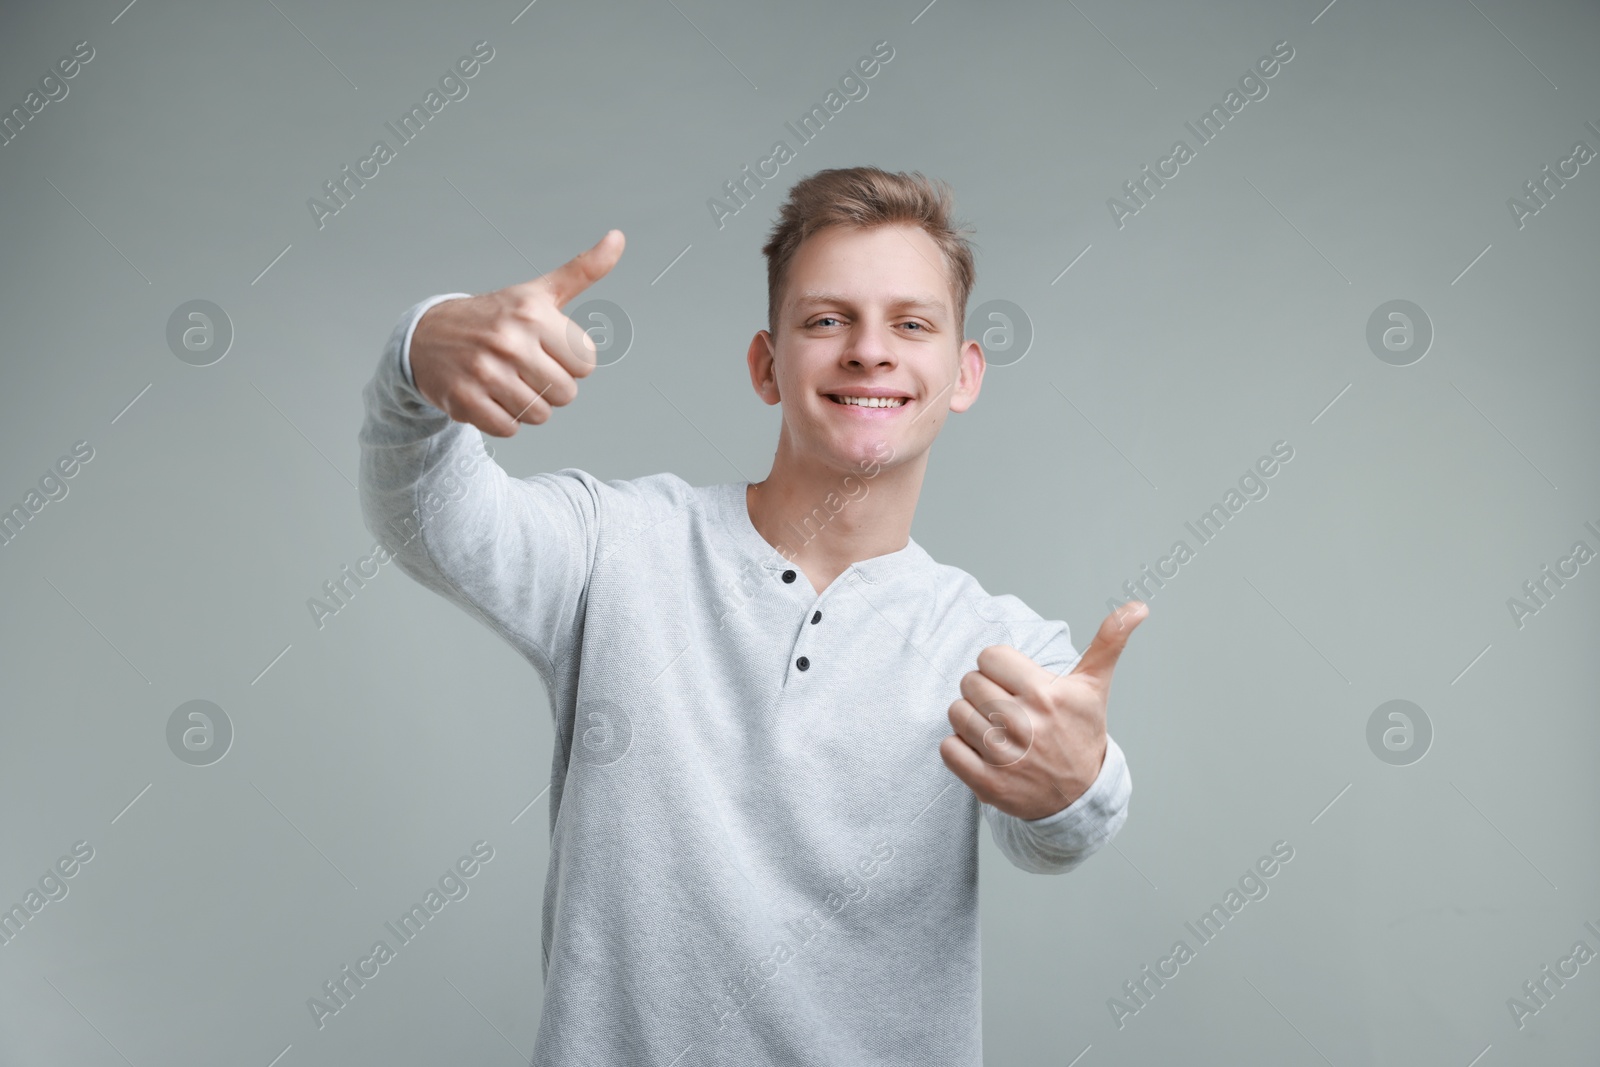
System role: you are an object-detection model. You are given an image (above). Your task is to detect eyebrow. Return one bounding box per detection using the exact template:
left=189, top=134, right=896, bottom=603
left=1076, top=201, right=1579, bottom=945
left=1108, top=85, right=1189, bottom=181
left=791, top=290, right=949, bottom=316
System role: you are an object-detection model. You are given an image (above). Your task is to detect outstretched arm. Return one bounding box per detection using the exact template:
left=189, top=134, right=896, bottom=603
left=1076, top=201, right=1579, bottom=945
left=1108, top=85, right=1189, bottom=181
left=357, top=232, right=624, bottom=678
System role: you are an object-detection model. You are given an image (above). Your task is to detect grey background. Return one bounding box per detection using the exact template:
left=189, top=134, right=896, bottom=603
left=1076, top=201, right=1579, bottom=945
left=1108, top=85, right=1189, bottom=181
left=1, top=0, right=1596, bottom=1064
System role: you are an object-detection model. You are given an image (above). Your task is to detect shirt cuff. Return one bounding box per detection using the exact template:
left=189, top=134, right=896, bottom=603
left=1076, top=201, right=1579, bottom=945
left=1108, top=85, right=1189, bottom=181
left=399, top=292, right=475, bottom=390
left=1020, top=733, right=1131, bottom=853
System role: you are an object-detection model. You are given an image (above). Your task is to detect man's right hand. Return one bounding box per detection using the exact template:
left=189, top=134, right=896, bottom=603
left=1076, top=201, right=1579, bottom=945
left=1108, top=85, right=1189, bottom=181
left=410, top=229, right=625, bottom=436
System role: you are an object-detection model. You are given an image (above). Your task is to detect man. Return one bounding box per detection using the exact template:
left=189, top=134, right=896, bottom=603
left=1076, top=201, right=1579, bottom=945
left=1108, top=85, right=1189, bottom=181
left=358, top=165, right=1143, bottom=1064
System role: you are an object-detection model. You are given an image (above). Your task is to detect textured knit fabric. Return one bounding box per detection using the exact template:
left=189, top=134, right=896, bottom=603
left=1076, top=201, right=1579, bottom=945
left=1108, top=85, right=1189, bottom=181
left=359, top=293, right=1133, bottom=1066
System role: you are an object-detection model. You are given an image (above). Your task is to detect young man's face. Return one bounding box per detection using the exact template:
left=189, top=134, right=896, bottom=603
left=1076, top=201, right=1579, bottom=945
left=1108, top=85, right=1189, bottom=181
left=747, top=221, right=984, bottom=479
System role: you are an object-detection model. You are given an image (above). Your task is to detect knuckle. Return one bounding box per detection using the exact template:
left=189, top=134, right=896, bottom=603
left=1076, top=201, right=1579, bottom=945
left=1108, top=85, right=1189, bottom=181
left=506, top=289, right=547, bottom=323
left=546, top=376, right=578, bottom=407
left=466, top=348, right=500, bottom=381
left=485, top=322, right=526, bottom=358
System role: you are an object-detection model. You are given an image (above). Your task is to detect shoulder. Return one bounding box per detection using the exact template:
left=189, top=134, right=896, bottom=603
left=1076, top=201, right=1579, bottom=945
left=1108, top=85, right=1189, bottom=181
left=944, top=566, right=1081, bottom=674
left=561, top=471, right=752, bottom=570
left=539, top=467, right=689, bottom=508
left=529, top=467, right=692, bottom=543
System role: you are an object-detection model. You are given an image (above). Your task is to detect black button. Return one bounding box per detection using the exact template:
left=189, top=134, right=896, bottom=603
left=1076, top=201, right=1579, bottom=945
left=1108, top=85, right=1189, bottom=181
left=810, top=610, right=821, bottom=624
left=796, top=656, right=809, bottom=670
left=782, top=570, right=796, bottom=583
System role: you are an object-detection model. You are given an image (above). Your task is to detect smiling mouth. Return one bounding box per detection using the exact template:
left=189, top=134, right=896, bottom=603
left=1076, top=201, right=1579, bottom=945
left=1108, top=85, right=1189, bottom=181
left=826, top=394, right=909, bottom=408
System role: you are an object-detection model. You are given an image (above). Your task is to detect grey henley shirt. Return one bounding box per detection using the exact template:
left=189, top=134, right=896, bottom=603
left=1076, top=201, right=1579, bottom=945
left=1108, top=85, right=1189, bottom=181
left=358, top=293, right=1132, bottom=1065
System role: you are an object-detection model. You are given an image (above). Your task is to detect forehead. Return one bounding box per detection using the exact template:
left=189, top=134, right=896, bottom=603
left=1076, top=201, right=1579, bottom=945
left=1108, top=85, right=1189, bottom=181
left=784, top=223, right=953, bottom=316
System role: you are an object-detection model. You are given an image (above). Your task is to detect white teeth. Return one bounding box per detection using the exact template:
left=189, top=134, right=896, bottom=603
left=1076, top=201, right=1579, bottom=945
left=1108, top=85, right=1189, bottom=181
left=831, top=395, right=906, bottom=408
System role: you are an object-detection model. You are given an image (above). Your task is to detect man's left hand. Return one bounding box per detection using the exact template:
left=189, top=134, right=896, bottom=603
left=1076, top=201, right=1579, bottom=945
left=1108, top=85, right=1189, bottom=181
left=939, top=601, right=1147, bottom=821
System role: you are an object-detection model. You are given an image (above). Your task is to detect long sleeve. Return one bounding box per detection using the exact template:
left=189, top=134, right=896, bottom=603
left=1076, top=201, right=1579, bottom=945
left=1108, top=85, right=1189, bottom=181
left=980, top=606, right=1133, bottom=875
left=357, top=292, right=603, bottom=681
left=982, top=734, right=1131, bottom=875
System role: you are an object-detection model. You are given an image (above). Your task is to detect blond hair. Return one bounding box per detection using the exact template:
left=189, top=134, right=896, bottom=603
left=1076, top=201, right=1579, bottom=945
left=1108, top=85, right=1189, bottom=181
left=760, top=166, right=976, bottom=335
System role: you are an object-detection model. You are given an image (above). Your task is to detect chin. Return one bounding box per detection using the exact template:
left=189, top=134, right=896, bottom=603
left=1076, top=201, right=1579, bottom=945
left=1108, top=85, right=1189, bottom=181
left=836, top=439, right=897, bottom=473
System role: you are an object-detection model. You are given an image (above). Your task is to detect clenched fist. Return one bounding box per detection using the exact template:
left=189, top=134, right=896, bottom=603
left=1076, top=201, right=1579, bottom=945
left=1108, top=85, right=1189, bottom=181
left=410, top=229, right=625, bottom=436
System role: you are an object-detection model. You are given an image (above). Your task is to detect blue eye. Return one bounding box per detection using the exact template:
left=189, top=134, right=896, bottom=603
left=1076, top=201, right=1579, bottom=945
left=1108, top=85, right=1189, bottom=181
left=807, top=317, right=927, bottom=331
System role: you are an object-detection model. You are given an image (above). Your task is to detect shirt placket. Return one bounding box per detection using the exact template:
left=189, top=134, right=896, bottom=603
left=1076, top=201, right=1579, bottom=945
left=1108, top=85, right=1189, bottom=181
left=776, top=565, right=862, bottom=685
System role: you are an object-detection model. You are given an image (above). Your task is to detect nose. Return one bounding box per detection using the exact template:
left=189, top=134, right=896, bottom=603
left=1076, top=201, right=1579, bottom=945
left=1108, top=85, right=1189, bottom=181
left=843, top=320, right=898, bottom=370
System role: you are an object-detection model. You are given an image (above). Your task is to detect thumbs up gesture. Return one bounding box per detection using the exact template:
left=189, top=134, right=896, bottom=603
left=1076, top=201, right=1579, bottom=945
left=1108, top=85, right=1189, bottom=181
left=410, top=229, right=625, bottom=436
left=939, top=601, right=1147, bottom=821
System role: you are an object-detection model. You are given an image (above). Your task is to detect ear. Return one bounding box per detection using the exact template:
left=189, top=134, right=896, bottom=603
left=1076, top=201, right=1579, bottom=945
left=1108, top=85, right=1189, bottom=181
left=747, top=330, right=780, bottom=406
left=948, top=338, right=985, bottom=414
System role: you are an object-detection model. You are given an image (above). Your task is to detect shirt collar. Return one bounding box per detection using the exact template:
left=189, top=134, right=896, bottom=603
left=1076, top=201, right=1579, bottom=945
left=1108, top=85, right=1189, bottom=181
left=711, top=480, right=933, bottom=585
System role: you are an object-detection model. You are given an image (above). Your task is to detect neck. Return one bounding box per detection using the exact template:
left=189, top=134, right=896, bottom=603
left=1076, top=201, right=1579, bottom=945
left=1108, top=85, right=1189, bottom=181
left=746, top=434, right=926, bottom=572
